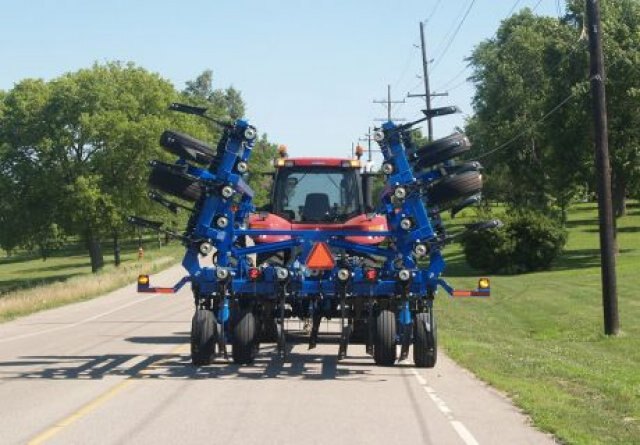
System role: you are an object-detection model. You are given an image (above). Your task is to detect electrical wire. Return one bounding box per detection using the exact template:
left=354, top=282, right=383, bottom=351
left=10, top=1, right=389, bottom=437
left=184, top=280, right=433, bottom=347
left=431, top=0, right=477, bottom=72
left=425, top=0, right=442, bottom=24
left=476, top=88, right=584, bottom=161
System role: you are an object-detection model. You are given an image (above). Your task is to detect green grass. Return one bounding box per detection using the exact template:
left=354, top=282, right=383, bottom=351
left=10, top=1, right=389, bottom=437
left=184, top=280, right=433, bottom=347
left=0, top=237, right=177, bottom=294
left=0, top=238, right=183, bottom=322
left=439, top=202, right=640, bottom=445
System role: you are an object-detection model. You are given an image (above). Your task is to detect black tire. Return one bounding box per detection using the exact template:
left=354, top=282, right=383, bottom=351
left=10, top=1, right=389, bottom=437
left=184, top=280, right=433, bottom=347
left=413, top=311, right=437, bottom=368
left=427, top=171, right=482, bottom=208
left=191, top=309, right=217, bottom=366
left=373, top=310, right=397, bottom=366
left=410, top=133, right=471, bottom=169
left=148, top=162, right=203, bottom=202
left=232, top=310, right=257, bottom=364
left=259, top=317, right=278, bottom=342
left=160, top=130, right=216, bottom=165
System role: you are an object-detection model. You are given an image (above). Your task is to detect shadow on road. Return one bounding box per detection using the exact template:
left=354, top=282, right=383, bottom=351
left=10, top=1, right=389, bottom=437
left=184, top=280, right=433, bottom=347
left=0, top=341, right=391, bottom=383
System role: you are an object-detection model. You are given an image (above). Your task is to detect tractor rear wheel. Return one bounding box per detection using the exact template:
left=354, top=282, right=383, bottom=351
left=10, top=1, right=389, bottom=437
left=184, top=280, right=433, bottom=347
left=191, top=309, right=217, bottom=366
left=373, top=310, right=397, bottom=366
left=413, top=311, right=437, bottom=368
left=232, top=310, right=257, bottom=364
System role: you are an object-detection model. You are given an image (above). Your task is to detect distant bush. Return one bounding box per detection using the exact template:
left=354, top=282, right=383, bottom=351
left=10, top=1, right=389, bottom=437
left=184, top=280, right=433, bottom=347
left=462, top=210, right=568, bottom=274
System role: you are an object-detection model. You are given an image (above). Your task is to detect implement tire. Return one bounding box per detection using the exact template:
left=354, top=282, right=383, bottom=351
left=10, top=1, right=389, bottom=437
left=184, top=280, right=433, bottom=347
left=374, top=310, right=397, bottom=366
left=413, top=311, right=437, bottom=368
left=232, top=310, right=257, bottom=365
left=148, top=162, right=202, bottom=202
left=427, top=171, right=482, bottom=208
left=191, top=309, right=217, bottom=367
left=410, top=133, right=471, bottom=169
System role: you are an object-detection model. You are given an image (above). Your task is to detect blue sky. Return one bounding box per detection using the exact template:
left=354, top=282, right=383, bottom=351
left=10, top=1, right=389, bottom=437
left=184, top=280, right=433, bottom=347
left=0, top=0, right=563, bottom=163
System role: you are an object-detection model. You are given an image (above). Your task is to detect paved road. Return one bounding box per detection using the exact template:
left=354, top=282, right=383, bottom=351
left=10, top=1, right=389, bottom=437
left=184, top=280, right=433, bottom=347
left=0, top=265, right=556, bottom=445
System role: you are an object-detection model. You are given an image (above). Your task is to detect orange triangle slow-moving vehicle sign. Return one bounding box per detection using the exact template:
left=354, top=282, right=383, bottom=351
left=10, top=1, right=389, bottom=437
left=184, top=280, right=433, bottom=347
left=306, top=242, right=335, bottom=270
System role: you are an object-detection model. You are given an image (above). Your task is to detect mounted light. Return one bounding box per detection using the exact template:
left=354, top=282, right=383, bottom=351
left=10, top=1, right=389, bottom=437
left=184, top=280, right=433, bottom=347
left=341, top=160, right=361, bottom=168
left=138, top=275, right=150, bottom=286
left=400, top=218, right=413, bottom=231
left=394, top=187, right=407, bottom=200
left=236, top=161, right=248, bottom=173
left=382, top=163, right=394, bottom=175
left=216, top=268, right=230, bottom=281
left=248, top=267, right=262, bottom=281
left=221, top=186, right=234, bottom=199
left=275, top=267, right=289, bottom=281
left=364, top=269, right=378, bottom=282
left=215, top=216, right=229, bottom=229
left=398, top=269, right=412, bottom=282
left=337, top=268, right=351, bottom=282
left=198, top=241, right=213, bottom=256
left=373, top=130, right=385, bottom=142
left=413, top=244, right=428, bottom=257
left=244, top=127, right=257, bottom=140
left=478, top=277, right=490, bottom=289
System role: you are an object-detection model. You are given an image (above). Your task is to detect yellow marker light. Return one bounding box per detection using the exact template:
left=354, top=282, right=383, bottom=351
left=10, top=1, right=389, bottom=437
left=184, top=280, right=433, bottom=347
left=138, top=275, right=150, bottom=286
left=478, top=277, right=490, bottom=289
left=350, top=160, right=361, bottom=168
left=273, top=158, right=286, bottom=167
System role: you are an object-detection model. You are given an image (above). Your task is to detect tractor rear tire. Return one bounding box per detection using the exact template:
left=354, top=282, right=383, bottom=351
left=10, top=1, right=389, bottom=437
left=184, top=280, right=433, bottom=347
left=413, top=311, right=437, bottom=368
left=373, top=310, right=397, bottom=366
left=427, top=171, right=482, bottom=208
left=191, top=309, right=217, bottom=367
left=232, top=310, right=257, bottom=365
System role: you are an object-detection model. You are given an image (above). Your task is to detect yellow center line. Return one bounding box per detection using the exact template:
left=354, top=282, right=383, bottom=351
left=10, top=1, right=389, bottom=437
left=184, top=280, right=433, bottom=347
left=28, top=343, right=189, bottom=445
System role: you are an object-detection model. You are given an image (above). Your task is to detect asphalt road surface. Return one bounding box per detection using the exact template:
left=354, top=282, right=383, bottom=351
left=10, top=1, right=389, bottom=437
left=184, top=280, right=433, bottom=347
left=0, top=265, right=556, bottom=445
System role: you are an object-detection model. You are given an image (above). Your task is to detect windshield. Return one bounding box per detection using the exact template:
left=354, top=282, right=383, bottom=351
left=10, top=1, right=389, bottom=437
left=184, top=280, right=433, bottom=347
left=272, top=167, right=362, bottom=223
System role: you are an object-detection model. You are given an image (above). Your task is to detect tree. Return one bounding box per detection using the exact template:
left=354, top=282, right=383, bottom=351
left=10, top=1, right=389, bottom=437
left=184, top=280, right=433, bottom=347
left=0, top=62, right=179, bottom=270
left=467, top=8, right=593, bottom=220
left=183, top=69, right=246, bottom=121
left=468, top=2, right=640, bottom=218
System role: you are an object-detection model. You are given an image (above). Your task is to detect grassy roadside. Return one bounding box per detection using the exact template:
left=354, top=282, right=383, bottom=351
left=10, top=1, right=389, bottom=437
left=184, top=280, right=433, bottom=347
left=439, top=203, right=640, bottom=444
left=0, top=242, right=183, bottom=322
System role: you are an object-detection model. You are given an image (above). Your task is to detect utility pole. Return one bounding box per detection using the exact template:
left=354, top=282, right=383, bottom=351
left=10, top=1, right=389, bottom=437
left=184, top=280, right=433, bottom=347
left=359, top=127, right=374, bottom=161
left=407, top=21, right=448, bottom=141
left=586, top=0, right=619, bottom=336
left=373, top=84, right=406, bottom=122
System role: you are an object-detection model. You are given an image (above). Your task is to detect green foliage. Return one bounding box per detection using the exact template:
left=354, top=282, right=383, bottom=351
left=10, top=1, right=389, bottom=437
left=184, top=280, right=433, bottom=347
left=468, top=1, right=640, bottom=217
left=462, top=210, right=567, bottom=274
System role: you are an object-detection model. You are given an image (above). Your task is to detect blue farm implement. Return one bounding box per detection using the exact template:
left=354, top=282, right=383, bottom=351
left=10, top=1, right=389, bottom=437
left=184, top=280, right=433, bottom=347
left=129, top=103, right=500, bottom=368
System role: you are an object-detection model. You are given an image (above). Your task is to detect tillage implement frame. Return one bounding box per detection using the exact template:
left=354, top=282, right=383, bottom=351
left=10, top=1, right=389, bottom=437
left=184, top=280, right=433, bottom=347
left=131, top=103, right=499, bottom=367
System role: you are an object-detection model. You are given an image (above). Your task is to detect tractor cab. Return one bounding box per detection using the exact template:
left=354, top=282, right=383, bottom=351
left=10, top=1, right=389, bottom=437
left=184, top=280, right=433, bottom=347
left=272, top=158, right=365, bottom=223
left=248, top=155, right=384, bottom=247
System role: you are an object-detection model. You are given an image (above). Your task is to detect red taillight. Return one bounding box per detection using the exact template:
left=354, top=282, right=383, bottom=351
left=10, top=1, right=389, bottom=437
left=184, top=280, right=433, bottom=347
left=364, top=269, right=378, bottom=282
left=248, top=268, right=261, bottom=281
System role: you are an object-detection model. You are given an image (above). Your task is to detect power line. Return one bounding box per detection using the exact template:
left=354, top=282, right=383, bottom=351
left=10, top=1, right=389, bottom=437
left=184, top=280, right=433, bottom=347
left=531, top=0, right=543, bottom=13
left=431, top=0, right=477, bottom=72
left=507, top=0, right=524, bottom=16
left=476, top=87, right=584, bottom=161
left=425, top=0, right=442, bottom=23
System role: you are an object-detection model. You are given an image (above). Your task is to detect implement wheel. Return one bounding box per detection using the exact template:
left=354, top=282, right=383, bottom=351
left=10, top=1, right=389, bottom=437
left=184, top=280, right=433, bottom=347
left=413, top=311, right=437, bottom=368
left=191, top=309, right=217, bottom=366
left=427, top=171, right=482, bottom=208
left=373, top=310, right=397, bottom=366
left=232, top=310, right=257, bottom=365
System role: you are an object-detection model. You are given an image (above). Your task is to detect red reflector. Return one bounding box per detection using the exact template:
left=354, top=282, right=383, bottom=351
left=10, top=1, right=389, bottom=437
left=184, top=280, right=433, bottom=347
left=365, top=269, right=378, bottom=282
left=248, top=268, right=261, bottom=281
left=306, top=242, right=335, bottom=270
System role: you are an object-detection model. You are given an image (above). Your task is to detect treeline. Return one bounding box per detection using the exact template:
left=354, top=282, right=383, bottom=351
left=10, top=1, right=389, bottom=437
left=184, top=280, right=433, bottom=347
left=466, top=0, right=640, bottom=221
left=0, top=63, right=277, bottom=271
